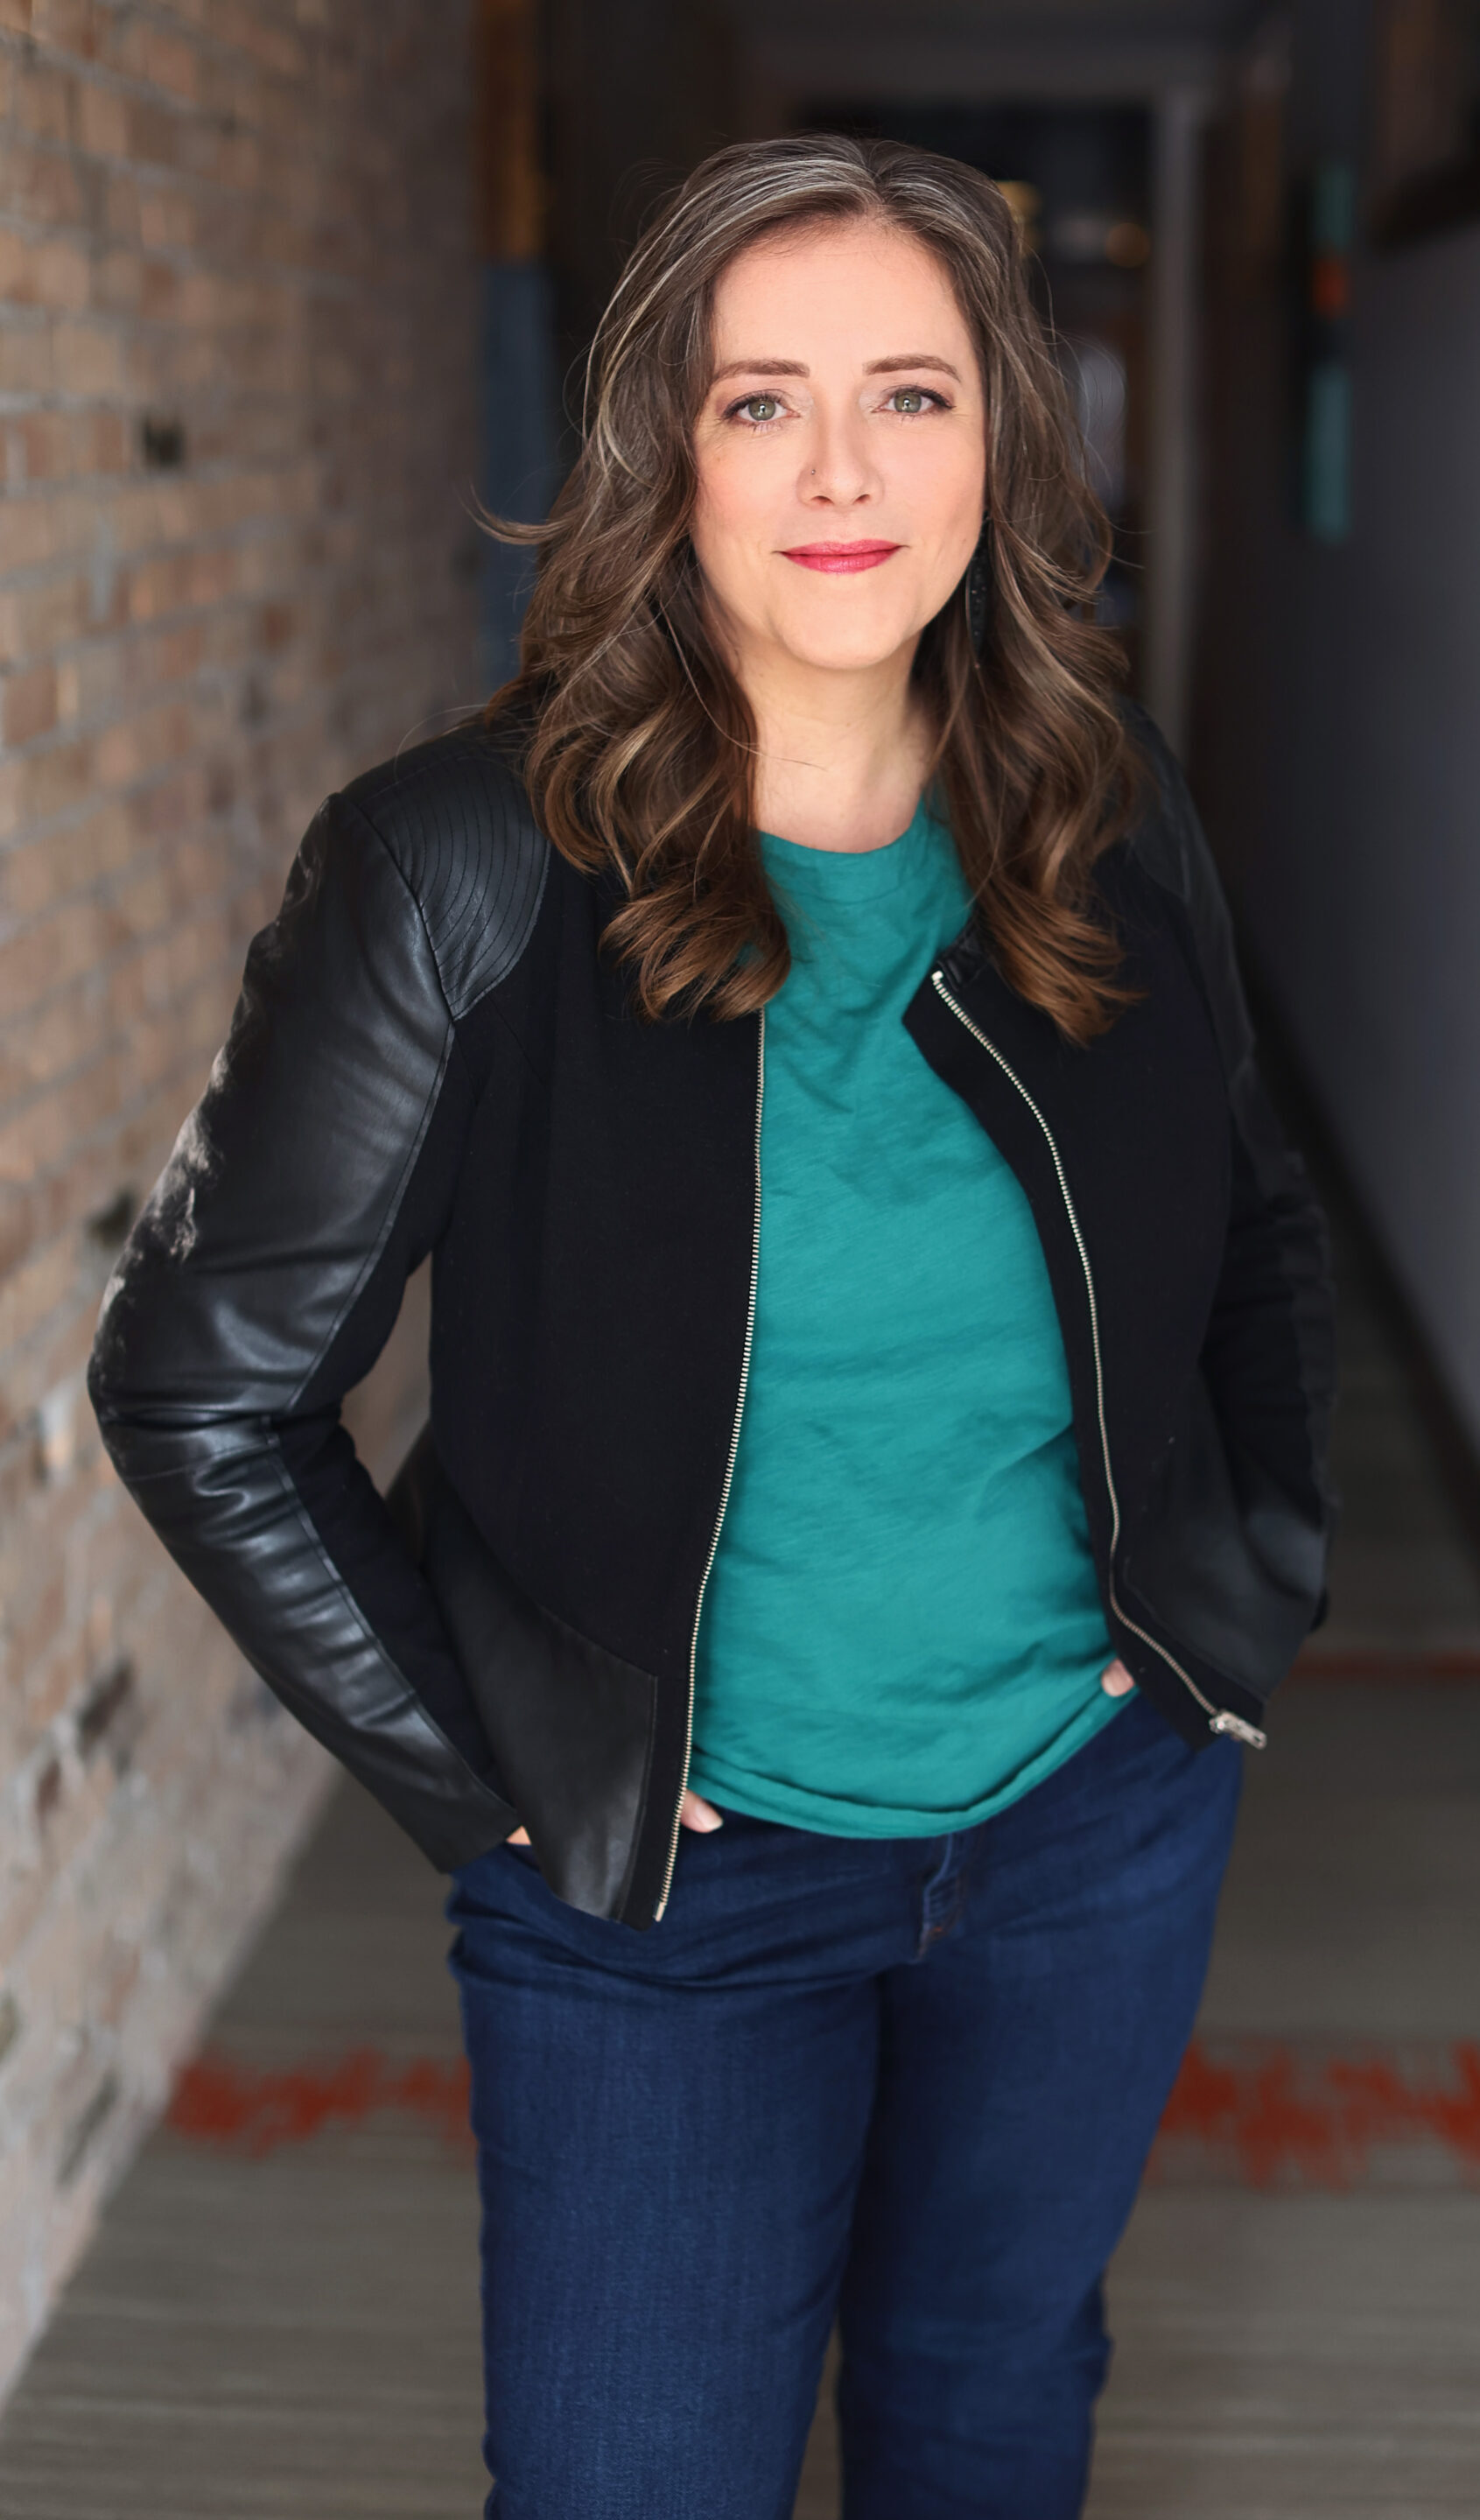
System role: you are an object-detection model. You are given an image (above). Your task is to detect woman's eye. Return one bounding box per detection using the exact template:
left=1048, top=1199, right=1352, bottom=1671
left=738, top=395, right=781, bottom=424
left=887, top=387, right=934, bottom=415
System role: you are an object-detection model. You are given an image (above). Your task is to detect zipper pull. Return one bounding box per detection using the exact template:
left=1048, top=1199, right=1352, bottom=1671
left=1210, top=1709, right=1267, bottom=1751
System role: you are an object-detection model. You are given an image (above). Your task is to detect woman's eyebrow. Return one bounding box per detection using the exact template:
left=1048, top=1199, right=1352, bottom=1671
left=709, top=353, right=964, bottom=385
left=864, top=354, right=962, bottom=379
left=711, top=358, right=810, bottom=383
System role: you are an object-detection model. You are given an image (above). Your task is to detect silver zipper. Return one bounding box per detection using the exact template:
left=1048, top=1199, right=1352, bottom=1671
left=930, top=969, right=1267, bottom=1752
left=654, top=1010, right=768, bottom=1920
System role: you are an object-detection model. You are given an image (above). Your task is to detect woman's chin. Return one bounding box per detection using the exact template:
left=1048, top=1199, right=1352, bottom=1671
left=763, top=617, right=934, bottom=679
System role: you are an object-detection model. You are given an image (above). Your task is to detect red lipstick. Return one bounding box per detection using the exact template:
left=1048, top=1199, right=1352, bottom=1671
left=781, top=540, right=901, bottom=574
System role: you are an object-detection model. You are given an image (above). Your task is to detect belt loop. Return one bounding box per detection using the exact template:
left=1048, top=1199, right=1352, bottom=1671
left=915, top=1833, right=964, bottom=1958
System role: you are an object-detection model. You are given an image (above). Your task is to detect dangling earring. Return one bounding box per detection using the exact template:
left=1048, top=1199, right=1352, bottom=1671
left=964, top=525, right=991, bottom=663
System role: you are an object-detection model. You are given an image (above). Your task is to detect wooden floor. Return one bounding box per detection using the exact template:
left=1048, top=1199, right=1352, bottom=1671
left=0, top=1791, right=487, bottom=2520
left=4, top=1146, right=1480, bottom=2514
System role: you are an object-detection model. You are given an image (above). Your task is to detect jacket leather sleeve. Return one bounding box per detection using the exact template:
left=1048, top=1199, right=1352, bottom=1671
left=87, top=792, right=517, bottom=1870
left=1129, top=707, right=1337, bottom=1631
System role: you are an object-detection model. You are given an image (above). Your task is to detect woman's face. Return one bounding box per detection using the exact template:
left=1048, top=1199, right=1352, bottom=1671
left=690, top=220, right=986, bottom=683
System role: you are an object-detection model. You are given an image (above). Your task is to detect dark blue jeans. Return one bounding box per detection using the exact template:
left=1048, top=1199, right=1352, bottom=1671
left=447, top=1692, right=1241, bottom=2519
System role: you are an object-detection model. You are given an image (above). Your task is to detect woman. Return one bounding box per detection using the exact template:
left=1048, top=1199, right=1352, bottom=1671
left=90, top=137, right=1334, bottom=2520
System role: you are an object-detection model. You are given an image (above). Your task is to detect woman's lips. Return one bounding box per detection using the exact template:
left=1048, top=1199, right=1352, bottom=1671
left=780, top=541, right=901, bottom=574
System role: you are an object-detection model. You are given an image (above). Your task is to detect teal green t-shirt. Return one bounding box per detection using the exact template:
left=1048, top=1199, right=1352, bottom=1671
left=687, top=798, right=1123, bottom=1836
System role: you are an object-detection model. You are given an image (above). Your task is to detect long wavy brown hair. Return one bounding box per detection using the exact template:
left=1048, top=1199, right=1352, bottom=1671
left=487, top=134, right=1141, bottom=1040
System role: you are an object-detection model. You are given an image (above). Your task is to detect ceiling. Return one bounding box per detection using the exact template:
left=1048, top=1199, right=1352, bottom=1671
left=728, top=0, right=1265, bottom=104
left=734, top=0, right=1257, bottom=32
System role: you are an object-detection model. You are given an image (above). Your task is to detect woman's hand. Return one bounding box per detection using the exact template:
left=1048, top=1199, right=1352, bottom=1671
left=507, top=1682, right=1139, bottom=1849
left=507, top=1788, right=722, bottom=1851
left=677, top=1790, right=724, bottom=1831
left=507, top=1680, right=1136, bottom=1850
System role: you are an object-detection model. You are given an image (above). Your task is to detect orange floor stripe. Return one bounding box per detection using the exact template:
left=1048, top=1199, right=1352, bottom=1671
left=166, top=2035, right=1480, bottom=2189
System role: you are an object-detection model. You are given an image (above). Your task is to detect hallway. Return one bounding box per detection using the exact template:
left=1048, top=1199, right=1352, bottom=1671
left=4, top=2, right=1480, bottom=2504
left=1, top=1135, right=1478, bottom=2517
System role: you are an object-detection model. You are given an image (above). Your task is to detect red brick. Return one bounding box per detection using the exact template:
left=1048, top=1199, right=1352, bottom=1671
left=11, top=54, right=75, bottom=143
left=0, top=139, right=85, bottom=228
left=5, top=1572, right=67, bottom=1691
left=0, top=803, right=133, bottom=920
left=17, top=1632, right=89, bottom=1750
left=74, top=76, right=128, bottom=160
left=0, top=233, right=31, bottom=305
left=17, top=732, right=96, bottom=825
left=138, top=258, right=182, bottom=323
left=92, top=696, right=199, bottom=790
left=0, top=502, right=54, bottom=579
left=0, top=0, right=479, bottom=2393
left=0, top=230, right=90, bottom=313
left=131, top=619, right=207, bottom=698
left=0, top=892, right=110, bottom=1021
left=140, top=26, right=201, bottom=106
left=52, top=317, right=126, bottom=395
left=101, top=170, right=144, bottom=246
left=10, top=414, right=77, bottom=484
left=0, top=575, right=90, bottom=665
left=0, top=979, right=98, bottom=1105
left=4, top=661, right=59, bottom=744
left=116, top=98, right=184, bottom=177
left=89, top=410, right=129, bottom=474
left=0, top=1229, right=75, bottom=1352
left=0, top=487, right=109, bottom=576
left=0, top=322, right=56, bottom=395
left=134, top=182, right=196, bottom=256
left=29, top=0, right=99, bottom=54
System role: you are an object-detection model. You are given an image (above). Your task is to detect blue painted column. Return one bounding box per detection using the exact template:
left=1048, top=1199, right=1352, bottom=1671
left=1301, top=158, right=1356, bottom=544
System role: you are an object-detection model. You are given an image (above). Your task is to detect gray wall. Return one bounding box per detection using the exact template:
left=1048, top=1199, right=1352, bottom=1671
left=1243, top=217, right=1480, bottom=1448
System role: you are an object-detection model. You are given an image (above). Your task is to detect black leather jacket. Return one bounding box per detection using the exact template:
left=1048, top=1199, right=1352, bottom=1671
left=88, top=709, right=1336, bottom=1929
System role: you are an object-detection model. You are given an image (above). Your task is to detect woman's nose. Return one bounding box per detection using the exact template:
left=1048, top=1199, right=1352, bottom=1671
left=798, top=410, right=880, bottom=507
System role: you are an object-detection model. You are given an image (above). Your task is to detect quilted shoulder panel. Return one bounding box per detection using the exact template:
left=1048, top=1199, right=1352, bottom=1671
left=343, top=723, right=551, bottom=1021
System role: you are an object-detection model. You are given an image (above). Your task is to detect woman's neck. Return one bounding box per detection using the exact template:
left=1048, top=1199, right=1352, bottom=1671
left=744, top=644, right=932, bottom=855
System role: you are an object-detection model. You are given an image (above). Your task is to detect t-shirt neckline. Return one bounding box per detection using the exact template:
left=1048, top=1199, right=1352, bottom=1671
left=757, top=797, right=943, bottom=902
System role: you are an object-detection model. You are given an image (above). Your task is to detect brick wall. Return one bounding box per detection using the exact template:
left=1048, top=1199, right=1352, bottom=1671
left=0, top=0, right=480, bottom=2399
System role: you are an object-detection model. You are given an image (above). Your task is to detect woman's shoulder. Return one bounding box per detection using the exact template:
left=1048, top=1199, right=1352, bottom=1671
left=1113, top=698, right=1203, bottom=902
left=336, top=716, right=551, bottom=1018
left=1113, top=700, right=1241, bottom=947
left=1112, top=698, right=1254, bottom=1084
